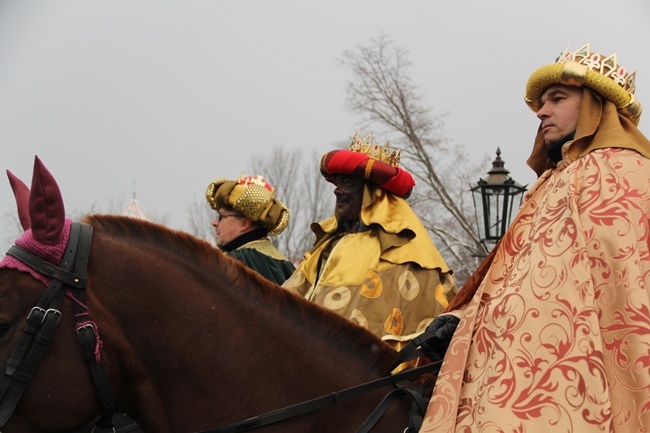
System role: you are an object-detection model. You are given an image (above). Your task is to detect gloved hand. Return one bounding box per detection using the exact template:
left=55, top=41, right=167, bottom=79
left=420, top=314, right=460, bottom=363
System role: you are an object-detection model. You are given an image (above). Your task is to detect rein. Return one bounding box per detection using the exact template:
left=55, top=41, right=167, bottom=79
left=0, top=220, right=443, bottom=433
left=0, top=222, right=116, bottom=432
left=199, top=328, right=443, bottom=433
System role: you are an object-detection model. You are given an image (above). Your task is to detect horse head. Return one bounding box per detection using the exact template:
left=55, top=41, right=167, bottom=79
left=0, top=157, right=413, bottom=433
left=0, top=157, right=105, bottom=432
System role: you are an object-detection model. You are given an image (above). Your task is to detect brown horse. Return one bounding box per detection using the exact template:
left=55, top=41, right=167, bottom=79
left=0, top=157, right=424, bottom=433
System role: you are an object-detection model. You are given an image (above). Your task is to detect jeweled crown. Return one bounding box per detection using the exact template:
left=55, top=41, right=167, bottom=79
left=555, top=43, right=636, bottom=94
left=347, top=131, right=401, bottom=167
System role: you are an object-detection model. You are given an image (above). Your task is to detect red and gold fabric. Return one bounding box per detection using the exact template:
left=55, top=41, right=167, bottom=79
left=421, top=148, right=650, bottom=432
left=420, top=45, right=650, bottom=432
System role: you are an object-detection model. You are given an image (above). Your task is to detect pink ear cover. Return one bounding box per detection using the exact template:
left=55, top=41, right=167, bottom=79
left=29, top=156, right=66, bottom=246
left=1, top=156, right=71, bottom=285
left=7, top=170, right=31, bottom=230
left=0, top=219, right=73, bottom=286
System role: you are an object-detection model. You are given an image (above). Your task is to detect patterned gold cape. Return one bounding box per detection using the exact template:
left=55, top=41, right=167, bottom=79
left=420, top=90, right=650, bottom=433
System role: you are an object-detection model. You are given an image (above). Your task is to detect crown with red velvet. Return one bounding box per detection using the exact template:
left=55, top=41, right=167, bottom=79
left=320, top=131, right=415, bottom=198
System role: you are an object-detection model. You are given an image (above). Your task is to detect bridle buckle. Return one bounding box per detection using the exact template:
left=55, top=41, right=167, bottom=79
left=76, top=323, right=97, bottom=345
left=25, top=307, right=46, bottom=323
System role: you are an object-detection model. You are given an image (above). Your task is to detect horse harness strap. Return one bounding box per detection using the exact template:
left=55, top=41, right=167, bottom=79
left=389, top=325, right=444, bottom=370
left=198, top=360, right=441, bottom=433
left=67, top=224, right=116, bottom=431
left=0, top=223, right=117, bottom=431
left=355, top=383, right=429, bottom=433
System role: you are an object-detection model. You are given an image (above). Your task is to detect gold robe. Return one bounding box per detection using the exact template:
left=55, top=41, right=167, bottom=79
left=421, top=90, right=650, bottom=432
left=283, top=185, right=456, bottom=349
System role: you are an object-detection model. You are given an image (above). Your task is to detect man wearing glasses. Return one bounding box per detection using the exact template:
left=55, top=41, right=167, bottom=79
left=206, top=175, right=295, bottom=285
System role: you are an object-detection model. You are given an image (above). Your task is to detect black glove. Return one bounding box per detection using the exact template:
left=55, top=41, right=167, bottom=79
left=420, top=314, right=460, bottom=363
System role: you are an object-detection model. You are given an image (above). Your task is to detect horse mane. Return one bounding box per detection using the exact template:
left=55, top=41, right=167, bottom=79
left=82, top=214, right=224, bottom=269
left=81, top=214, right=397, bottom=371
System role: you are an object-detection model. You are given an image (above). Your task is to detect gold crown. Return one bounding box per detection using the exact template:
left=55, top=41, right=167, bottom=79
left=347, top=131, right=401, bottom=167
left=555, top=43, right=636, bottom=94
left=525, top=43, right=642, bottom=125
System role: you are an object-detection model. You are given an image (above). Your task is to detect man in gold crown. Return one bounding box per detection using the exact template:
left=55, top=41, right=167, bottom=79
left=419, top=44, right=650, bottom=433
left=206, top=175, right=295, bottom=285
left=282, top=132, right=457, bottom=361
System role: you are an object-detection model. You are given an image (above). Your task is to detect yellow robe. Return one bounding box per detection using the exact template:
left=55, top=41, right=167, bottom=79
left=283, top=185, right=456, bottom=348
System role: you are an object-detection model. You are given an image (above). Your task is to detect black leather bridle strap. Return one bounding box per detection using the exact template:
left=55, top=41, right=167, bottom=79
left=0, top=307, right=63, bottom=424
left=354, top=382, right=428, bottom=433
left=0, top=223, right=84, bottom=425
left=68, top=224, right=116, bottom=430
left=198, top=360, right=441, bottom=433
left=0, top=223, right=116, bottom=431
left=6, top=245, right=87, bottom=290
left=389, top=327, right=441, bottom=370
left=0, top=279, right=67, bottom=380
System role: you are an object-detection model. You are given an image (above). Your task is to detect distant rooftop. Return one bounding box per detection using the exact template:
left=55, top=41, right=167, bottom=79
left=121, top=197, right=150, bottom=221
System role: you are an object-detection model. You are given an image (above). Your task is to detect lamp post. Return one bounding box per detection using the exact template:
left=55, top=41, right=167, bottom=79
left=471, top=148, right=527, bottom=255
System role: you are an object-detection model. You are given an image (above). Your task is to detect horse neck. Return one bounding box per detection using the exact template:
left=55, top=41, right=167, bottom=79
left=87, top=230, right=397, bottom=431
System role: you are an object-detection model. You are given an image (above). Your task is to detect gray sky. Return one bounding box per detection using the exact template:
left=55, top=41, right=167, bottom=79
left=2, top=1, right=649, bottom=248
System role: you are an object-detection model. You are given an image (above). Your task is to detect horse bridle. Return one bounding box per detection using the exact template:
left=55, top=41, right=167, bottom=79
left=0, top=222, right=116, bottom=432
left=0, top=221, right=441, bottom=433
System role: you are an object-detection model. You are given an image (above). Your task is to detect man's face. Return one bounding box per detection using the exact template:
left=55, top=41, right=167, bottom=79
left=333, top=175, right=364, bottom=222
left=537, top=84, right=583, bottom=146
left=211, top=207, right=248, bottom=247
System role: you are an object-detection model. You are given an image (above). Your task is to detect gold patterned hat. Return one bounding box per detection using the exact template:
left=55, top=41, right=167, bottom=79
left=525, top=43, right=642, bottom=125
left=205, top=175, right=290, bottom=236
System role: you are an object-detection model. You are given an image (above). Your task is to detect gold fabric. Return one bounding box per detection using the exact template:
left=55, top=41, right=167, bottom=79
left=237, top=238, right=290, bottom=261
left=421, top=87, right=650, bottom=433
left=282, top=184, right=456, bottom=345
left=310, top=185, right=451, bottom=274
left=205, top=178, right=290, bottom=236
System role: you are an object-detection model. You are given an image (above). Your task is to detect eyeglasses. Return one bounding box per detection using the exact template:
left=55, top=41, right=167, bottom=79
left=217, top=213, right=245, bottom=222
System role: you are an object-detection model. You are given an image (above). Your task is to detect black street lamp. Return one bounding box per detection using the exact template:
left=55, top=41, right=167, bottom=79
left=471, top=148, right=527, bottom=254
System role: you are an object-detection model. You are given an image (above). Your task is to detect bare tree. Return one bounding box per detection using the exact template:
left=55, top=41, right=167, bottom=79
left=186, top=196, right=217, bottom=245
left=340, top=34, right=488, bottom=283
left=248, top=147, right=334, bottom=263
left=183, top=147, right=334, bottom=262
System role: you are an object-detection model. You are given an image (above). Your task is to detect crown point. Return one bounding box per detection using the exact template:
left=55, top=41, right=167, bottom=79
left=346, top=132, right=402, bottom=167
left=555, top=43, right=636, bottom=95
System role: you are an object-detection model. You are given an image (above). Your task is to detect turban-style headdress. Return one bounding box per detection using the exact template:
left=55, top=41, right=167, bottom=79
left=320, top=131, right=415, bottom=198
left=205, top=175, right=290, bottom=236
left=525, top=43, right=642, bottom=125
left=524, top=43, right=650, bottom=176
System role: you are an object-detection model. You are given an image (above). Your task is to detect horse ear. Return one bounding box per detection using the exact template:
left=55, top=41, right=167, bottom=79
left=6, top=170, right=32, bottom=230
left=29, top=156, right=66, bottom=246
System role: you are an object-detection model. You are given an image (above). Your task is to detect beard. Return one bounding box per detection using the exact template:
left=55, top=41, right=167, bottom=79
left=546, top=131, right=576, bottom=163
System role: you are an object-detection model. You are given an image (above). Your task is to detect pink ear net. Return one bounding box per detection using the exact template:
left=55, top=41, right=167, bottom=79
left=6, top=170, right=31, bottom=230
left=1, top=156, right=70, bottom=285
